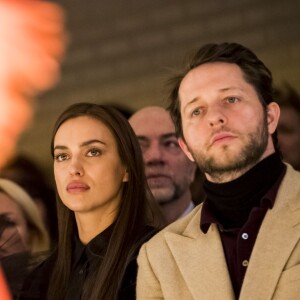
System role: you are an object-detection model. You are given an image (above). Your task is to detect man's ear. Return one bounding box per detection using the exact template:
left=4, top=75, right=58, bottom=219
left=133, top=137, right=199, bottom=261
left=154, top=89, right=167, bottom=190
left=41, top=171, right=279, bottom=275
left=178, top=137, right=195, bottom=162
left=267, top=102, right=280, bottom=134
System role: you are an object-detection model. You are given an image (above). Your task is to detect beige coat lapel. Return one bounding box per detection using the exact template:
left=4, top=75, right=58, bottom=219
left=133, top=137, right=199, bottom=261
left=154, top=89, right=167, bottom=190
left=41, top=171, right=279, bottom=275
left=240, top=165, right=300, bottom=300
left=165, top=208, right=235, bottom=300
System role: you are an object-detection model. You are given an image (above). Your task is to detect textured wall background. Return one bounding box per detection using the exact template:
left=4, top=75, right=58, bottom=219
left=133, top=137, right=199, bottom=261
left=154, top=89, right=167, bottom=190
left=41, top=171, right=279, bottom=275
left=17, top=0, right=300, bottom=178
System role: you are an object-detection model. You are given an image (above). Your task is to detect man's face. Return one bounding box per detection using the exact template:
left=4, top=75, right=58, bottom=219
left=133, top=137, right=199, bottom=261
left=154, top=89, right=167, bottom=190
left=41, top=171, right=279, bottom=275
left=278, top=106, right=300, bottom=170
left=130, top=107, right=196, bottom=204
left=178, top=62, right=279, bottom=183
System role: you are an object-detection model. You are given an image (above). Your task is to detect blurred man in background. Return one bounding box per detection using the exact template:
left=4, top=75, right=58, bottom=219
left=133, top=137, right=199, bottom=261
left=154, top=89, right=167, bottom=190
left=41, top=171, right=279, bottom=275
left=275, top=84, right=300, bottom=171
left=130, top=106, right=197, bottom=224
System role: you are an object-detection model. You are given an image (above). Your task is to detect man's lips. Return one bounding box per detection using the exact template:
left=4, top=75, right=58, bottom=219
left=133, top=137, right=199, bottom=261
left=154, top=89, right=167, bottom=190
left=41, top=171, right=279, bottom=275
left=210, top=132, right=236, bottom=145
left=66, top=181, right=90, bottom=193
left=146, top=174, right=172, bottom=188
left=146, top=173, right=170, bottom=179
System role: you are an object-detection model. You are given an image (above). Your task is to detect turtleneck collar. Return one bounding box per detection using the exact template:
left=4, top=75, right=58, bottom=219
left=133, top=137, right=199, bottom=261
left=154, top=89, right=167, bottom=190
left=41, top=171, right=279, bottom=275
left=203, top=153, right=285, bottom=228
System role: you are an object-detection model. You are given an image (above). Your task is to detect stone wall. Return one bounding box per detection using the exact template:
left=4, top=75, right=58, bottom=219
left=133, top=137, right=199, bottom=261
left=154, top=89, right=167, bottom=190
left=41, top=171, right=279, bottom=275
left=18, top=0, right=300, bottom=177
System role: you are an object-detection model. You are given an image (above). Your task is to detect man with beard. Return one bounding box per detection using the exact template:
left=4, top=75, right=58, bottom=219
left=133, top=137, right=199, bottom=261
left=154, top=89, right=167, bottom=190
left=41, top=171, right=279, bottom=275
left=275, top=84, right=300, bottom=171
left=129, top=106, right=197, bottom=224
left=136, top=43, right=300, bottom=300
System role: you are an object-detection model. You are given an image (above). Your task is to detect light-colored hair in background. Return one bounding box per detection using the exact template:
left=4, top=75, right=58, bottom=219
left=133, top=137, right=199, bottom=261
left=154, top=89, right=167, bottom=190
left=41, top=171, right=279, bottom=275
left=0, top=178, right=50, bottom=253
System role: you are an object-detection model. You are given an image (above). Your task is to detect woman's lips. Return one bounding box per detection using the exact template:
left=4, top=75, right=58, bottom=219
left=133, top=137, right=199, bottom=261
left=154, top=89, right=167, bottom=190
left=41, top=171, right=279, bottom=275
left=66, top=181, right=90, bottom=193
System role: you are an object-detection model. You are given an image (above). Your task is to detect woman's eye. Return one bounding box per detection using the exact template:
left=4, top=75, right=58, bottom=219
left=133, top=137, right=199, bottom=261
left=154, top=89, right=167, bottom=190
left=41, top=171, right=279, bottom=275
left=0, top=214, right=16, bottom=227
left=87, top=148, right=101, bottom=157
left=54, top=153, right=69, bottom=162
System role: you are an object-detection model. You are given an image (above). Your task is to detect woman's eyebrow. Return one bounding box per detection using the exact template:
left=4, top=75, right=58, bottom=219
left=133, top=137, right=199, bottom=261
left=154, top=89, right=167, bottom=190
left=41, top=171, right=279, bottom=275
left=54, top=139, right=107, bottom=152
left=80, top=139, right=106, bottom=147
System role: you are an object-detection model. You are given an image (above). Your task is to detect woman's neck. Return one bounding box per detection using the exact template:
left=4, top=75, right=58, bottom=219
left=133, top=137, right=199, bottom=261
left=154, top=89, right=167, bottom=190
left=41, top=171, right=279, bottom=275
left=75, top=210, right=116, bottom=244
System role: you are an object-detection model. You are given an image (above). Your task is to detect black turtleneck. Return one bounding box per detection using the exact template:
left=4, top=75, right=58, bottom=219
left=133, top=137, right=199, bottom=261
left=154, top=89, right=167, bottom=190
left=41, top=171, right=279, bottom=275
left=200, top=153, right=286, bottom=298
left=203, top=153, right=285, bottom=229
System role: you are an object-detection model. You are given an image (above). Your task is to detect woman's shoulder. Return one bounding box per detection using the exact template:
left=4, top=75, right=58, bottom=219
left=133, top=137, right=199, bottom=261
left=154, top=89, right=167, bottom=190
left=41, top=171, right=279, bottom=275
left=117, top=226, right=159, bottom=300
left=139, top=225, right=160, bottom=242
left=19, top=251, right=57, bottom=300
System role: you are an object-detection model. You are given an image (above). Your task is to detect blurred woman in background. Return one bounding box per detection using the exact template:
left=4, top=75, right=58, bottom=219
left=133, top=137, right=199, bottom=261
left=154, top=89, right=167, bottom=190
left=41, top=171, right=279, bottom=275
left=0, top=178, right=50, bottom=257
left=0, top=178, right=50, bottom=299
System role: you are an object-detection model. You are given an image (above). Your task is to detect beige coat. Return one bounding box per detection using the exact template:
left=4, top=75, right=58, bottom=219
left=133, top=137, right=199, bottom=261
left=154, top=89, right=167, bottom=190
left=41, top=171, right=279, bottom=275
left=137, top=165, right=300, bottom=300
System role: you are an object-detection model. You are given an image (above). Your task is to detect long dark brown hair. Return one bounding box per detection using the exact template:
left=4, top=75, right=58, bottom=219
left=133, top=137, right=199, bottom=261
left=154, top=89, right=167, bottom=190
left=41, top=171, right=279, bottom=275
left=48, top=103, right=162, bottom=300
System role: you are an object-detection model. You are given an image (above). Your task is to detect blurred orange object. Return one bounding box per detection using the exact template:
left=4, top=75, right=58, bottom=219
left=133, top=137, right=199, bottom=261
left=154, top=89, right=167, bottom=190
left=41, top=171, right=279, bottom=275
left=0, top=0, right=67, bottom=168
left=0, top=264, right=11, bottom=300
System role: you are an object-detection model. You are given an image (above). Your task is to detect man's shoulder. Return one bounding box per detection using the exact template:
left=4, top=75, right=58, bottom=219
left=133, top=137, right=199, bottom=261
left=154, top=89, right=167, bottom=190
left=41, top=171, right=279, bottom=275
left=274, top=164, right=300, bottom=210
left=143, top=204, right=203, bottom=248
left=284, top=163, right=300, bottom=179
left=279, top=164, right=300, bottom=195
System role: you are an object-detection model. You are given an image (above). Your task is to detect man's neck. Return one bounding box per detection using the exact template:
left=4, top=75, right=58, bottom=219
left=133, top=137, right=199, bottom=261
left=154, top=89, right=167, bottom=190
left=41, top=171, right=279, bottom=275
left=160, top=191, right=193, bottom=224
left=203, top=152, right=284, bottom=228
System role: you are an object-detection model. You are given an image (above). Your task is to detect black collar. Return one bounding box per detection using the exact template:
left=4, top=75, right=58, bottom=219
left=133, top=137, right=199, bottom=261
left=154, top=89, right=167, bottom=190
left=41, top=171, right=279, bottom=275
left=202, top=153, right=285, bottom=229
left=73, top=223, right=114, bottom=266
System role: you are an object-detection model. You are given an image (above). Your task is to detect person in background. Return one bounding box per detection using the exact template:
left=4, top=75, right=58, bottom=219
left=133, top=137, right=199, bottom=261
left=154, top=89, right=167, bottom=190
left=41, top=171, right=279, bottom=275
left=20, top=103, right=162, bottom=300
left=137, top=42, right=300, bottom=299
left=0, top=2, right=64, bottom=295
left=0, top=0, right=66, bottom=168
left=274, top=84, right=300, bottom=171
left=129, top=106, right=198, bottom=224
left=0, top=179, right=50, bottom=257
left=0, top=155, right=58, bottom=246
left=0, top=179, right=50, bottom=299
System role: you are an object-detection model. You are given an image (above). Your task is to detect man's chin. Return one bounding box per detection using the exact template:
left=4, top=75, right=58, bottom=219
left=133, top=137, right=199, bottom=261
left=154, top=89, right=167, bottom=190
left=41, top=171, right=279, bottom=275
left=147, top=177, right=172, bottom=187
left=200, top=151, right=264, bottom=181
left=150, top=187, right=175, bottom=204
left=199, top=155, right=238, bottom=173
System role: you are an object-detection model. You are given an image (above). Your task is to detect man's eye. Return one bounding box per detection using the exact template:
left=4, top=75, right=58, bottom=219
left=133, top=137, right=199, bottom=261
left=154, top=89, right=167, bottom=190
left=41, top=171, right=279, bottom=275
left=191, top=108, right=201, bottom=116
left=163, top=140, right=181, bottom=154
left=226, top=97, right=239, bottom=104
left=138, top=141, right=149, bottom=152
left=165, top=141, right=179, bottom=148
left=54, top=153, right=69, bottom=162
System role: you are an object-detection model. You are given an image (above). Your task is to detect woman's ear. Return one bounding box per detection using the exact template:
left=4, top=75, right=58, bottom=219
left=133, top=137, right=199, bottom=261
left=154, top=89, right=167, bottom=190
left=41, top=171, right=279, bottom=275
left=178, top=137, right=195, bottom=162
left=267, top=102, right=280, bottom=134
left=122, top=169, right=129, bottom=182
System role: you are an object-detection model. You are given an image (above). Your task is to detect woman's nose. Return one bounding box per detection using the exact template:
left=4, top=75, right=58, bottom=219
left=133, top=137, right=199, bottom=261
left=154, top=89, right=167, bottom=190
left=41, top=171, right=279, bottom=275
left=68, top=159, right=84, bottom=176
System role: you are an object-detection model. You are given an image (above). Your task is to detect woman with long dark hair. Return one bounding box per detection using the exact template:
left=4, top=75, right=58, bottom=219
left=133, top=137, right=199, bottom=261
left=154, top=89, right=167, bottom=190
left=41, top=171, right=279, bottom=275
left=20, top=103, right=163, bottom=300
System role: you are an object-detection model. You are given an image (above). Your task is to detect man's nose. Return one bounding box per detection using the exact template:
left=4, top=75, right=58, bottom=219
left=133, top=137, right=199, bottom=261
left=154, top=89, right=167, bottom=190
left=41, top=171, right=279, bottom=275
left=144, top=143, right=165, bottom=165
left=206, top=106, right=227, bottom=127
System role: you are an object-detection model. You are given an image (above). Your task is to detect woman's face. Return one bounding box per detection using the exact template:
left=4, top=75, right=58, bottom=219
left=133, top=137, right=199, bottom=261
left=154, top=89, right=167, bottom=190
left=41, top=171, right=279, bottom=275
left=0, top=192, right=30, bottom=250
left=53, top=116, right=128, bottom=221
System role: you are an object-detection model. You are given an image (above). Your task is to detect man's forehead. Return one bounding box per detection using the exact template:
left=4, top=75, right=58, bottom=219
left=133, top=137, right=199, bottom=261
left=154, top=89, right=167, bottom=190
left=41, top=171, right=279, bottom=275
left=129, top=106, right=175, bottom=134
left=137, top=132, right=177, bottom=142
